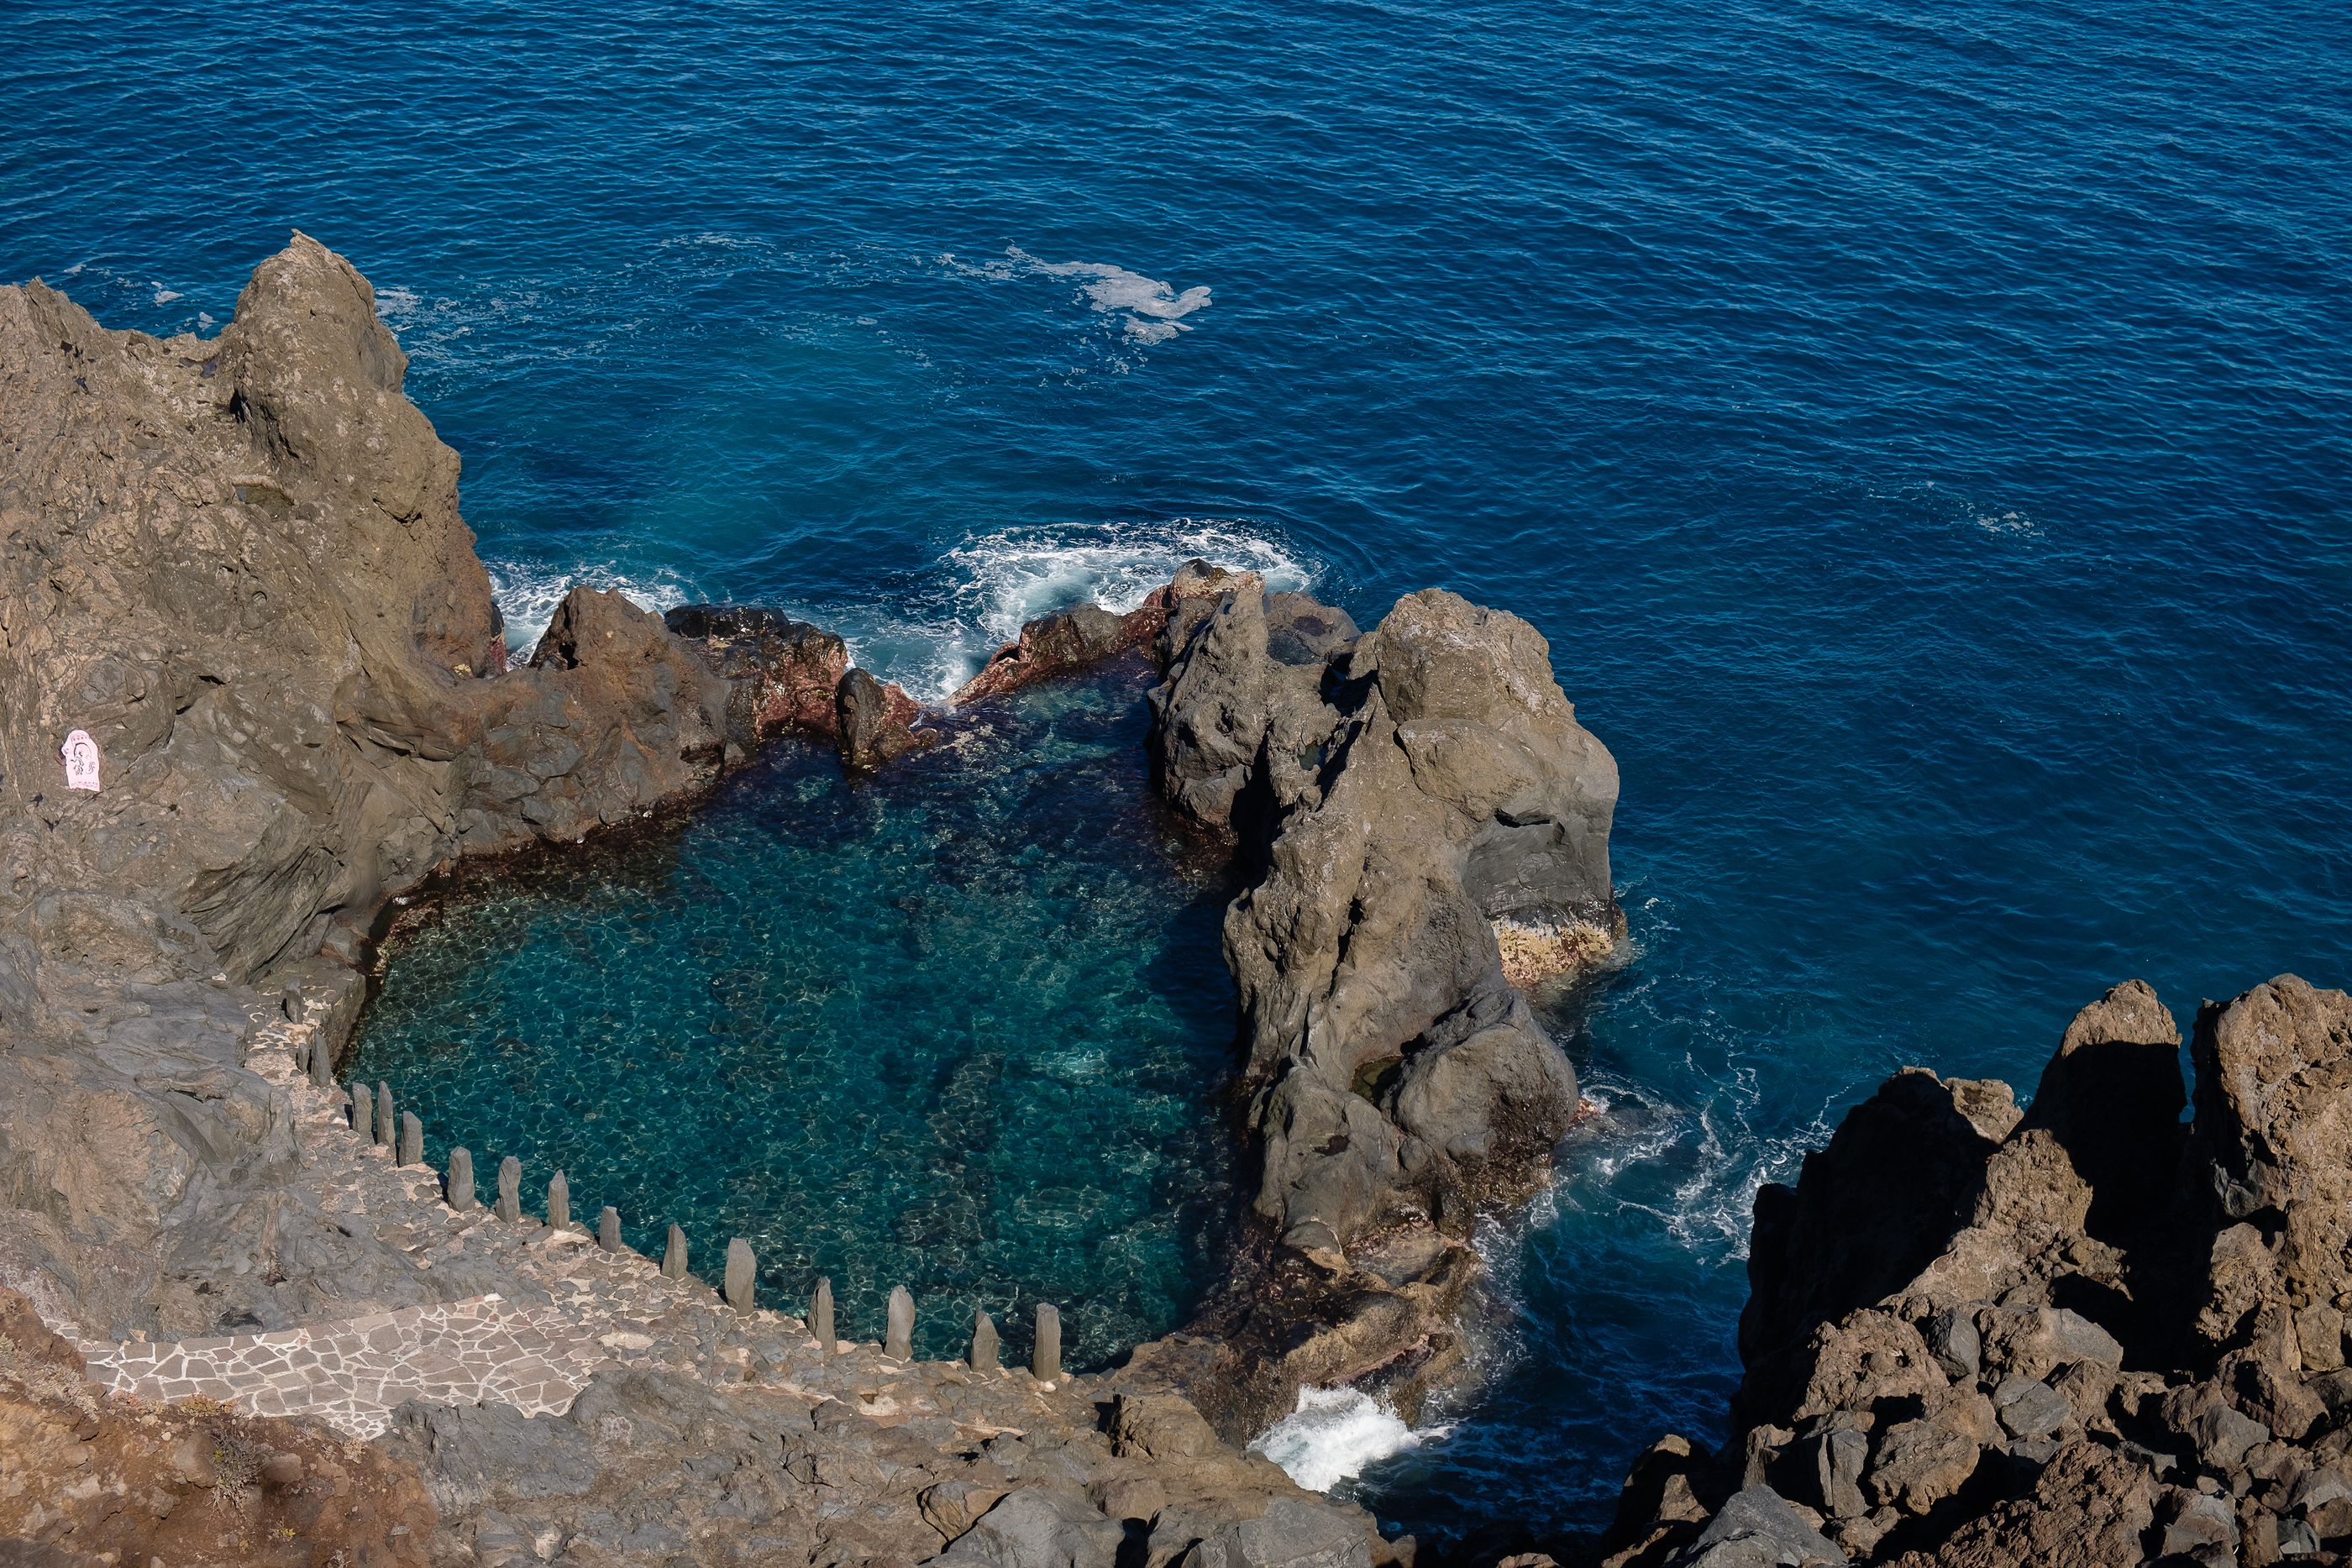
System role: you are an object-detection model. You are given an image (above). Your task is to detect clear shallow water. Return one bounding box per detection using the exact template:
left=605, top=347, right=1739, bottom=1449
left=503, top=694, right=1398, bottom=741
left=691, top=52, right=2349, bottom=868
left=8, top=0, right=2349, bottom=1544
left=349, top=669, right=1240, bottom=1366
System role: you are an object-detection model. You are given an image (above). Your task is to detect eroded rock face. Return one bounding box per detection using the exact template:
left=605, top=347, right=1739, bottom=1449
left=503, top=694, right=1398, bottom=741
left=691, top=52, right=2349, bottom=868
left=378, top=1366, right=1381, bottom=1568
left=0, top=239, right=929, bottom=1340
left=1128, top=580, right=1618, bottom=1435
left=1601, top=975, right=2352, bottom=1568
left=1, top=241, right=1397, bottom=1568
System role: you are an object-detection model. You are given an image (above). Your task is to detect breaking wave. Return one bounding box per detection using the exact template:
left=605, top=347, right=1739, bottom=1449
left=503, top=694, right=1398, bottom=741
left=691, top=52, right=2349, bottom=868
left=867, top=519, right=1314, bottom=702
left=486, top=559, right=700, bottom=653
left=480, top=520, right=1309, bottom=705
left=1251, top=1386, right=1430, bottom=1493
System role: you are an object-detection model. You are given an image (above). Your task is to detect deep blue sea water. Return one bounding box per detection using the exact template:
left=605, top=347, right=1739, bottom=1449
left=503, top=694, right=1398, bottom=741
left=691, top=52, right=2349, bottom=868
left=8, top=0, right=2349, bottom=1544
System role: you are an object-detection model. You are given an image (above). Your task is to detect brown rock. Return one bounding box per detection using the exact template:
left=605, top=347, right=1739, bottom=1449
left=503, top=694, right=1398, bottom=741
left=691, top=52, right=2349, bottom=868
left=0, top=1287, right=432, bottom=1565
left=836, top=667, right=927, bottom=768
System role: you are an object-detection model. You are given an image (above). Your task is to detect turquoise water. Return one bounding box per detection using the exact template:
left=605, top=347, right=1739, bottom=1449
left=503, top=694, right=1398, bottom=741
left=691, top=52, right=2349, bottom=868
left=348, top=667, right=1240, bottom=1366
left=10, top=0, right=2349, bottom=1543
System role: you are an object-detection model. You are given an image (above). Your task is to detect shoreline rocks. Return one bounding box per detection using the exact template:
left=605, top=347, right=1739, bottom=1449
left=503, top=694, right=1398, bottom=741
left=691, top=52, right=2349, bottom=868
left=1131, top=576, right=1620, bottom=1437
left=1593, top=974, right=2352, bottom=1568
left=1, top=236, right=1564, bottom=1567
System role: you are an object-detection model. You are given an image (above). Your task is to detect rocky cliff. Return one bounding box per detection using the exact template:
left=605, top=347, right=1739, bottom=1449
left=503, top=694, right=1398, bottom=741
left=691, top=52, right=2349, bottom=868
left=0, top=235, right=930, bottom=1343
left=1596, top=975, right=2352, bottom=1568
left=3, top=238, right=1552, bottom=1568
left=948, top=574, right=1622, bottom=1439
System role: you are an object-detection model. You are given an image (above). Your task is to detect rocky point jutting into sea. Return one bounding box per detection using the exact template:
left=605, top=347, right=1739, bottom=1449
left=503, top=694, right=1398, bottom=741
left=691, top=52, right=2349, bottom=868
left=0, top=235, right=1620, bottom=1566
left=5, top=236, right=2349, bottom=1568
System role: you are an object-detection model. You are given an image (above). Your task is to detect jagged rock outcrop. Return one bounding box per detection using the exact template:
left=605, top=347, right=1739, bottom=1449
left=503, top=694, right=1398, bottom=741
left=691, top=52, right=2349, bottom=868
left=1599, top=975, right=2352, bottom=1568
left=0, top=238, right=926, bottom=1340
left=0, top=240, right=1400, bottom=1568
left=948, top=562, right=1247, bottom=709
left=1123, top=579, right=1619, bottom=1435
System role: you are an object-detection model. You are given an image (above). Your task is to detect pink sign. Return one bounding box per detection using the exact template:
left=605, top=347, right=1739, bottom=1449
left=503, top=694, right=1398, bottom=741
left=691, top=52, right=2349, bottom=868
left=61, top=730, right=101, bottom=792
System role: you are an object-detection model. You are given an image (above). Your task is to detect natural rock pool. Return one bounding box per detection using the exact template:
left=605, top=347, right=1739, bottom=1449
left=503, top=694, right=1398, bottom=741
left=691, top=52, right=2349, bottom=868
left=348, top=663, right=1241, bottom=1367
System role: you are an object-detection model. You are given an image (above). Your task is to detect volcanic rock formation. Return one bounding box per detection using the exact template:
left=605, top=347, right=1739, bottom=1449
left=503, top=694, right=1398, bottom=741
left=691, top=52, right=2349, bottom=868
left=1595, top=974, right=2352, bottom=1568
left=0, top=235, right=927, bottom=1340
left=952, top=569, right=1623, bottom=1436
left=3, top=237, right=1399, bottom=1568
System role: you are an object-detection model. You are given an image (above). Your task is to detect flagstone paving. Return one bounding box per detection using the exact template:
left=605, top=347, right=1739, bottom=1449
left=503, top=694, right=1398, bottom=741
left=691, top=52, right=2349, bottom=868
left=68, top=1003, right=919, bottom=1438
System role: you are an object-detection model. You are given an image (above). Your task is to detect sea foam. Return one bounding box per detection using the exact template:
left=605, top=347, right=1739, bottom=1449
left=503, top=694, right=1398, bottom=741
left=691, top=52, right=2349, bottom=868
left=487, top=560, right=699, bottom=654
left=915, top=519, right=1311, bottom=700
left=959, top=248, right=1214, bottom=343
left=1251, top=1386, right=1427, bottom=1494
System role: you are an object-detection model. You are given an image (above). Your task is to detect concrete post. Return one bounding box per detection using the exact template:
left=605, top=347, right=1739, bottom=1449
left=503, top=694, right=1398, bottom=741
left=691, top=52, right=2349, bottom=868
left=725, top=1239, right=754, bottom=1309
left=447, top=1147, right=475, bottom=1210
left=811, top=1277, right=834, bottom=1356
left=885, top=1286, right=915, bottom=1361
left=548, top=1171, right=570, bottom=1230
left=970, top=1309, right=1000, bottom=1373
left=599, top=1206, right=621, bottom=1251
left=399, top=1112, right=423, bottom=1167
left=349, top=1080, right=370, bottom=1142
left=1032, top=1303, right=1061, bottom=1382
left=496, top=1156, right=521, bottom=1221
left=663, top=1224, right=689, bottom=1279
left=375, top=1084, right=394, bottom=1148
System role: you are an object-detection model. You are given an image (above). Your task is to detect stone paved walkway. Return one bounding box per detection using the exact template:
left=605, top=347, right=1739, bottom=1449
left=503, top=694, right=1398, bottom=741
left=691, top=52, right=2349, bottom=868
left=65, top=1002, right=1087, bottom=1445
left=68, top=1004, right=814, bottom=1436
left=81, top=1294, right=594, bottom=1437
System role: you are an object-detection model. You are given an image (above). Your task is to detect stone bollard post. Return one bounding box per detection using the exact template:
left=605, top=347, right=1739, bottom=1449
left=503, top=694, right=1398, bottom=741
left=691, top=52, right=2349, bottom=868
left=447, top=1147, right=475, bottom=1210
left=375, top=1084, right=394, bottom=1148
left=663, top=1224, right=689, bottom=1279
left=811, top=1277, right=834, bottom=1356
left=1032, top=1303, right=1061, bottom=1382
left=598, top=1206, right=621, bottom=1251
left=349, top=1080, right=371, bottom=1142
left=885, top=1286, right=915, bottom=1361
left=725, top=1239, right=754, bottom=1309
left=548, top=1171, right=570, bottom=1230
left=399, top=1112, right=423, bottom=1167
left=970, top=1309, right=1000, bottom=1373
left=309, top=1034, right=333, bottom=1088
left=496, top=1156, right=521, bottom=1221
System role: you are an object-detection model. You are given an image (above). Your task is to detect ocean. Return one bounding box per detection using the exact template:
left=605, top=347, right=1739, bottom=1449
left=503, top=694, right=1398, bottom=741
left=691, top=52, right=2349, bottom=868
left=6, top=0, right=2347, bottom=1541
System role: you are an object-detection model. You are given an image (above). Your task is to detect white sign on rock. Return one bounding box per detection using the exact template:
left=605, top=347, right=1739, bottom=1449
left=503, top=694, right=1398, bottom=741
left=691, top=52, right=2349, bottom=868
left=61, top=729, right=102, bottom=792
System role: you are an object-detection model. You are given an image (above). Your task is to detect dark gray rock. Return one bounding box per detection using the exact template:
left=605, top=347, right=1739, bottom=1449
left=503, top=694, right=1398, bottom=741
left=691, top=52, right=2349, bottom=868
left=1668, top=1486, right=1845, bottom=1566
left=935, top=1487, right=1123, bottom=1568
left=1992, top=1376, right=2072, bottom=1441
left=1924, top=1307, right=1983, bottom=1382
left=1141, top=582, right=1615, bottom=1433
left=1171, top=1497, right=1374, bottom=1568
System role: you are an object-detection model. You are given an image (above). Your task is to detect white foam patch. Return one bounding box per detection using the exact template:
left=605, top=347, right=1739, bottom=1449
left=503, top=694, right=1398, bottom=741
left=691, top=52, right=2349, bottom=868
left=152, top=286, right=182, bottom=305
left=1250, top=1387, right=1425, bottom=1493
left=953, top=248, right=1213, bottom=343
left=900, top=519, right=1311, bottom=702
left=486, top=560, right=698, bottom=653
